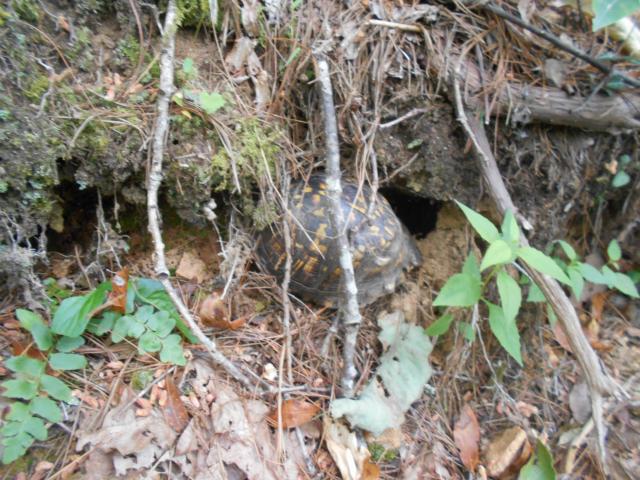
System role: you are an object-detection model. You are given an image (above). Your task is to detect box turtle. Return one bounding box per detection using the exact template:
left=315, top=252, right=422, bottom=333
left=256, top=174, right=421, bottom=306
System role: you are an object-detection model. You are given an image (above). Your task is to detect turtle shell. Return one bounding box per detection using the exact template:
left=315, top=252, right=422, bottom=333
left=256, top=174, right=421, bottom=306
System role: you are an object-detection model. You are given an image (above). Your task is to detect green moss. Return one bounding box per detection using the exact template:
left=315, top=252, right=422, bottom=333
left=12, top=0, right=39, bottom=23
left=177, top=0, right=211, bottom=29
left=368, top=443, right=399, bottom=463
left=24, top=75, right=49, bottom=103
left=0, top=6, right=10, bottom=26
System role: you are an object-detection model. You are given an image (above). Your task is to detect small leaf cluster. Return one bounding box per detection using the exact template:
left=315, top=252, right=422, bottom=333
left=550, top=239, right=639, bottom=301
left=1, top=278, right=193, bottom=464
left=610, top=154, right=634, bottom=188
left=1, top=310, right=85, bottom=464
left=427, top=202, right=638, bottom=366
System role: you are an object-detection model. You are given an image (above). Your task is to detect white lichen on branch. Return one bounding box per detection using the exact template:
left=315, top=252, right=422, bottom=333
left=313, top=53, right=363, bottom=396
left=146, top=0, right=256, bottom=392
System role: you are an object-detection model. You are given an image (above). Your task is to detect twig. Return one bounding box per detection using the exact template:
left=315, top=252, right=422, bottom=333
left=313, top=53, right=363, bottom=397
left=452, top=51, right=617, bottom=466
left=379, top=108, right=429, bottom=129
left=480, top=1, right=640, bottom=89
left=146, top=0, right=259, bottom=393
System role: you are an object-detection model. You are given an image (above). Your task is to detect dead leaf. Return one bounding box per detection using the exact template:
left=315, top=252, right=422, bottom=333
left=453, top=404, right=480, bottom=472
left=267, top=399, right=320, bottom=429
left=176, top=251, right=208, bottom=284
left=544, top=58, right=567, bottom=88
left=241, top=0, right=260, bottom=37
left=324, top=416, right=371, bottom=480
left=57, top=15, right=70, bottom=32
left=225, top=37, right=257, bottom=74
left=163, top=376, right=189, bottom=432
left=484, top=426, right=531, bottom=478
left=363, top=459, right=381, bottom=479
left=516, top=401, right=539, bottom=419
left=552, top=322, right=572, bottom=352
left=604, top=159, right=618, bottom=175
left=569, top=382, right=592, bottom=423
left=198, top=292, right=247, bottom=330
left=365, top=427, right=403, bottom=450
left=108, top=268, right=129, bottom=313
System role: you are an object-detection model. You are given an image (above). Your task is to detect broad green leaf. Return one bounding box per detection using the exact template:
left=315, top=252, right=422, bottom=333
left=160, top=334, right=186, bottom=365
left=51, top=285, right=108, bottom=337
left=487, top=302, right=523, bottom=366
left=330, top=311, right=432, bottom=436
left=578, top=263, right=607, bottom=284
left=612, top=170, right=630, bottom=187
left=1, top=421, right=22, bottom=437
left=182, top=57, right=194, bottom=75
left=607, top=239, right=622, bottom=262
left=2, top=430, right=33, bottom=448
left=7, top=402, right=30, bottom=422
left=112, top=315, right=134, bottom=343
left=56, top=336, right=85, bottom=353
left=601, top=265, right=618, bottom=287
left=5, top=356, right=46, bottom=377
left=2, top=439, right=30, bottom=464
left=147, top=310, right=175, bottom=338
left=134, top=279, right=197, bottom=343
left=497, top=270, right=522, bottom=322
left=30, top=397, right=62, bottom=423
left=139, top=332, right=162, bottom=353
left=23, top=416, right=47, bottom=441
left=135, top=305, right=154, bottom=324
left=433, top=273, right=482, bottom=307
left=40, top=375, right=72, bottom=402
left=518, top=439, right=556, bottom=479
left=592, top=0, right=640, bottom=31
left=87, top=311, right=119, bottom=336
left=128, top=321, right=145, bottom=339
left=49, top=353, right=87, bottom=371
left=527, top=283, right=546, bottom=303
left=517, top=247, right=570, bottom=285
left=501, top=210, right=520, bottom=244
left=613, top=272, right=639, bottom=298
left=198, top=92, right=225, bottom=114
left=1, top=379, right=38, bottom=400
left=555, top=240, right=577, bottom=261
left=426, top=313, right=455, bottom=336
left=16, top=309, right=53, bottom=351
left=462, top=253, right=481, bottom=280
left=480, top=239, right=514, bottom=271
left=455, top=201, right=500, bottom=243
left=567, top=266, right=585, bottom=299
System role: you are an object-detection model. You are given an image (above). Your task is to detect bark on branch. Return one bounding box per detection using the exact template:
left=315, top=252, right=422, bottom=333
left=313, top=53, right=363, bottom=397
left=451, top=54, right=618, bottom=466
left=147, top=0, right=257, bottom=393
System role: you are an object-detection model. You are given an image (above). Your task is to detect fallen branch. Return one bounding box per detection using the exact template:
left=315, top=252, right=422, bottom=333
left=313, top=52, right=363, bottom=397
left=451, top=53, right=618, bottom=467
left=480, top=2, right=640, bottom=90
left=146, top=0, right=257, bottom=393
left=370, top=20, right=640, bottom=132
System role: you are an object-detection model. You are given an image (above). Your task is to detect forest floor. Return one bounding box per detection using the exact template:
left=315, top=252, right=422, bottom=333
left=0, top=0, right=639, bottom=479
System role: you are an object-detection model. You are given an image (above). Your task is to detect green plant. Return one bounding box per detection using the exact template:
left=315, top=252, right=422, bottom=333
left=611, top=154, right=634, bottom=188
left=593, top=0, right=640, bottom=31
left=549, top=238, right=639, bottom=300
left=427, top=202, right=638, bottom=365
left=1, top=277, right=195, bottom=464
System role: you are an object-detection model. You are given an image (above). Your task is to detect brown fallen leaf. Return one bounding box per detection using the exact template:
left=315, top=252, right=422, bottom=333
left=199, top=293, right=247, bottom=330
left=267, top=399, right=321, bottom=429
left=162, top=376, right=189, bottom=432
left=108, top=268, right=129, bottom=314
left=453, top=404, right=480, bottom=472
left=324, top=416, right=371, bottom=480
left=363, top=459, right=381, bottom=480
left=484, top=426, right=531, bottom=478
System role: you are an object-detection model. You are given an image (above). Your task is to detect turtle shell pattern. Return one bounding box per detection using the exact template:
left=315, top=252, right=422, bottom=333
left=256, top=175, right=422, bottom=306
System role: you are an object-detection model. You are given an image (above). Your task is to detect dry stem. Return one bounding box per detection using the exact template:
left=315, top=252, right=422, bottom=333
left=313, top=53, right=363, bottom=397
left=146, top=0, right=258, bottom=393
left=452, top=53, right=617, bottom=466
